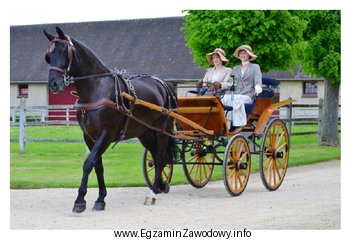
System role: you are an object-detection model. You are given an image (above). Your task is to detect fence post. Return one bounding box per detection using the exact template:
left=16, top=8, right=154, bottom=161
left=318, top=98, right=323, bottom=136
left=66, top=107, right=69, bottom=126
left=41, top=110, right=46, bottom=125
left=11, top=109, right=16, bottom=124
left=19, top=98, right=26, bottom=153
left=286, top=98, right=292, bottom=135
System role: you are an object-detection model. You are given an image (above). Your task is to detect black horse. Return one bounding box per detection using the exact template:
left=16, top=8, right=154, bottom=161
left=44, top=27, right=178, bottom=213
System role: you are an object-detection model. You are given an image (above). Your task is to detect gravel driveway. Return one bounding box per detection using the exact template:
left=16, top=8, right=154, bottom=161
left=10, top=160, right=340, bottom=230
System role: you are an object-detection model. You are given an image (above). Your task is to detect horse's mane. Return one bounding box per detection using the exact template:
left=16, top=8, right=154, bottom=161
left=72, top=38, right=109, bottom=70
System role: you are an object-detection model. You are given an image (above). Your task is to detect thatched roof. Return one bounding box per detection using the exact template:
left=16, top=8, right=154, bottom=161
left=10, top=17, right=204, bottom=83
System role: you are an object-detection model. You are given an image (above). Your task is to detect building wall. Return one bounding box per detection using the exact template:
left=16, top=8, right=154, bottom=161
left=10, top=80, right=340, bottom=106
left=10, top=83, right=48, bottom=107
left=177, top=83, right=198, bottom=97
left=279, top=80, right=325, bottom=105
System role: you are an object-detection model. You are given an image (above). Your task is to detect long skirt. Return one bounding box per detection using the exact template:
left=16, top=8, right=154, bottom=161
left=222, top=94, right=252, bottom=127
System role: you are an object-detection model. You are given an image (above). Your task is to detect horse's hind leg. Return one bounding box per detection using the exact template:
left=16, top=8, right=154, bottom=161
left=143, top=132, right=170, bottom=205
left=73, top=132, right=111, bottom=213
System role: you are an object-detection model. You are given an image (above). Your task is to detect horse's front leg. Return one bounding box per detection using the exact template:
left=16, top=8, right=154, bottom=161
left=73, top=132, right=111, bottom=213
left=93, top=157, right=107, bottom=211
left=83, top=134, right=108, bottom=211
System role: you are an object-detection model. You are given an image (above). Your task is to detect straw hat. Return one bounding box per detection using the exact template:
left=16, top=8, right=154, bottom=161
left=233, top=45, right=257, bottom=61
left=206, top=48, right=229, bottom=65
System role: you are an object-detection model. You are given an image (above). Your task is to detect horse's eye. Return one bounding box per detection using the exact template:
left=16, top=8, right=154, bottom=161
left=45, top=54, right=50, bottom=64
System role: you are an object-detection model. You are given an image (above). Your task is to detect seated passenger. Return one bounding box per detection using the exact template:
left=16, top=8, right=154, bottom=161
left=198, top=48, right=232, bottom=97
left=222, top=45, right=262, bottom=132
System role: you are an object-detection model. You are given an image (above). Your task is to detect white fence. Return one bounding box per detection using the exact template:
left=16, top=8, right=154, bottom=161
left=10, top=98, right=340, bottom=153
left=10, top=100, right=77, bottom=127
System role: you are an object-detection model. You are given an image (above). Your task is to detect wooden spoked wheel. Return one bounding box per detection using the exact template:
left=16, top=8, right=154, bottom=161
left=182, top=140, right=215, bottom=188
left=223, top=135, right=251, bottom=196
left=142, top=148, right=173, bottom=190
left=259, top=118, right=289, bottom=191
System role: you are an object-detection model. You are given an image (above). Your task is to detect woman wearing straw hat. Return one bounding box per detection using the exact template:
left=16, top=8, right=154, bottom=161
left=198, top=48, right=232, bottom=97
left=222, top=45, right=262, bottom=133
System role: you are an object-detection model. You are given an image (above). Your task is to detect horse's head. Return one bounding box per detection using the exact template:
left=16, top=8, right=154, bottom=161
left=44, top=27, right=78, bottom=93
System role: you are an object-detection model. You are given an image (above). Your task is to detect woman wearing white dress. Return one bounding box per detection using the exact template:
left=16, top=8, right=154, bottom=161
left=222, top=45, right=262, bottom=132
left=198, top=48, right=232, bottom=97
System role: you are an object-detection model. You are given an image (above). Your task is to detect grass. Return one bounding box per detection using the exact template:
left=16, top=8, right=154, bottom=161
left=10, top=125, right=340, bottom=189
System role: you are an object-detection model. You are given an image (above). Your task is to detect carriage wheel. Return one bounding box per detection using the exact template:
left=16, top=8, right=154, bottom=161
left=142, top=148, right=173, bottom=190
left=182, top=140, right=215, bottom=188
left=259, top=118, right=289, bottom=191
left=223, top=135, right=251, bottom=196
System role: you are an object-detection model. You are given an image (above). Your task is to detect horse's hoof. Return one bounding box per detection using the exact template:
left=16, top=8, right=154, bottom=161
left=92, top=202, right=106, bottom=211
left=72, top=202, right=86, bottom=213
left=144, top=196, right=156, bottom=205
left=162, top=182, right=170, bottom=194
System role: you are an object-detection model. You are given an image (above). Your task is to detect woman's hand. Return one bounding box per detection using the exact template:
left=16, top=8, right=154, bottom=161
left=255, top=85, right=262, bottom=95
left=198, top=79, right=203, bottom=87
left=213, top=82, right=221, bottom=89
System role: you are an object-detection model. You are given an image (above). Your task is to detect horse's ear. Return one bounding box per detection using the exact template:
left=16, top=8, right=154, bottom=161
left=55, top=26, right=65, bottom=39
left=43, top=30, right=55, bottom=41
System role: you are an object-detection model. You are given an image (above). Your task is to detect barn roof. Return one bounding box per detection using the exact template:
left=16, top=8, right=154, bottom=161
left=10, top=17, right=204, bottom=83
left=10, top=17, right=322, bottom=84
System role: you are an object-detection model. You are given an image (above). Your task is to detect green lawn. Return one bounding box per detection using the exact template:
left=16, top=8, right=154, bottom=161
left=10, top=125, right=340, bottom=189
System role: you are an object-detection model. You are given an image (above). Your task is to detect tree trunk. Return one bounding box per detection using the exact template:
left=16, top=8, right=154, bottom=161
left=318, top=80, right=340, bottom=146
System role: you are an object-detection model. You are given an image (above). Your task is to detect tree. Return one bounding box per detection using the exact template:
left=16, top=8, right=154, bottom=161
left=182, top=10, right=307, bottom=72
left=183, top=10, right=341, bottom=146
left=296, top=10, right=340, bottom=146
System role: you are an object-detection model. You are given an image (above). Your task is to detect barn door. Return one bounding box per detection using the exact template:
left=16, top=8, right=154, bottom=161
left=48, top=84, right=77, bottom=122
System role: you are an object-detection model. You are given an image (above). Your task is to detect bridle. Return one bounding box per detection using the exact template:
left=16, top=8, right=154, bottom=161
left=46, top=35, right=79, bottom=85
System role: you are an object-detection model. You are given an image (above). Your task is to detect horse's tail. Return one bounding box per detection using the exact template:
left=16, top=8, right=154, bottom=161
left=165, top=132, right=178, bottom=164
left=164, top=81, right=178, bottom=164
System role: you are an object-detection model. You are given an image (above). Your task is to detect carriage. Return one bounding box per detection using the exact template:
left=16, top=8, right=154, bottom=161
left=124, top=77, right=294, bottom=196
left=44, top=27, right=294, bottom=212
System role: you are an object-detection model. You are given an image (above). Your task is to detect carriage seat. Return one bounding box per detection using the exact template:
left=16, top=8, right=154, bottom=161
left=186, top=77, right=277, bottom=117
left=244, top=87, right=274, bottom=115
left=244, top=77, right=277, bottom=117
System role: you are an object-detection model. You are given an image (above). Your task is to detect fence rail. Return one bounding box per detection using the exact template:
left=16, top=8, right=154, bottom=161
left=10, top=102, right=77, bottom=127
left=10, top=98, right=341, bottom=153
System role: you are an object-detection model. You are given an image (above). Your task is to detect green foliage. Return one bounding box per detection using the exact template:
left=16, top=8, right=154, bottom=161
left=183, top=10, right=341, bottom=85
left=183, top=10, right=307, bottom=72
left=297, top=10, right=341, bottom=84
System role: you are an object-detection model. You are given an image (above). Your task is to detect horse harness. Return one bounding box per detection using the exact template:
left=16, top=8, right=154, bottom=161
left=73, top=73, right=177, bottom=144
left=47, top=34, right=177, bottom=143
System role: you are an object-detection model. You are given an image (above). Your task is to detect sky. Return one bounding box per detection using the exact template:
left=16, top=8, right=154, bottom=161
left=3, top=0, right=348, bottom=26
left=6, top=1, right=185, bottom=26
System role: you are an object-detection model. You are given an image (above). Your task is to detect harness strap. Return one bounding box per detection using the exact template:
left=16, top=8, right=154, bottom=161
left=74, top=98, right=117, bottom=111
left=46, top=35, right=79, bottom=77
left=150, top=76, right=177, bottom=109
left=73, top=74, right=182, bottom=142
left=74, top=97, right=176, bottom=139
